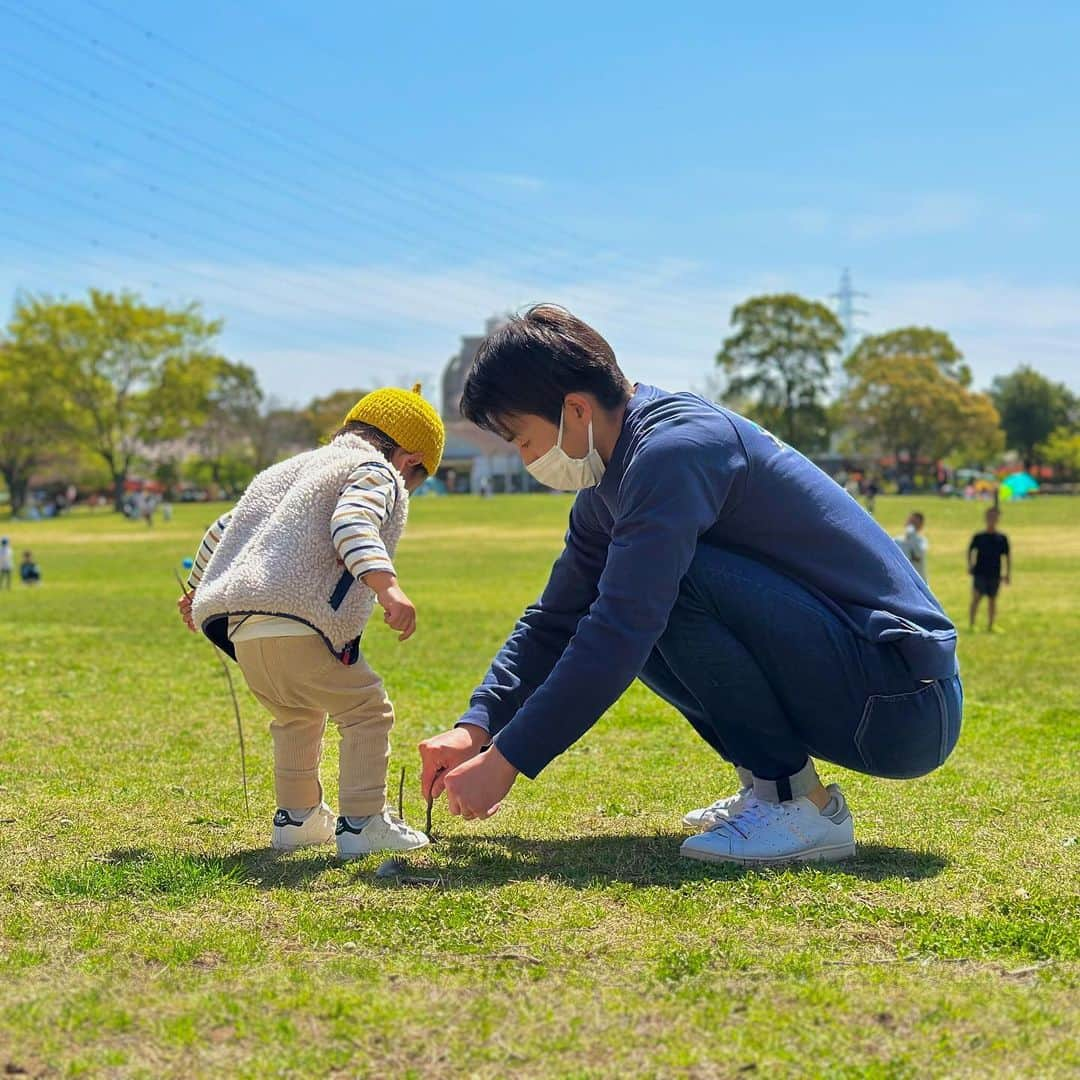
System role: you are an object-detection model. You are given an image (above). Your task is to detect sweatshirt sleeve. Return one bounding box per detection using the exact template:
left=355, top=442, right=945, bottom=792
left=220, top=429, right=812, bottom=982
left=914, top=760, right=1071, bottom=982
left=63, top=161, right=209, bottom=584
left=332, top=462, right=399, bottom=581
left=187, top=510, right=233, bottom=589
left=491, top=435, right=748, bottom=778
left=456, top=493, right=610, bottom=738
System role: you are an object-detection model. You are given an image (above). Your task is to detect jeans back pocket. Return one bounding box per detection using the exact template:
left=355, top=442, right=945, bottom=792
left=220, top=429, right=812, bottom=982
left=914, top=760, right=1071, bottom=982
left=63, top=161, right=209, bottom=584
left=855, top=677, right=961, bottom=779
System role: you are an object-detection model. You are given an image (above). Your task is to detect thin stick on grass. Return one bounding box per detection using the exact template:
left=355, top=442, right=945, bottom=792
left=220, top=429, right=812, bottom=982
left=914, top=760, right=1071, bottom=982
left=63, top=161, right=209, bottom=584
left=397, top=765, right=405, bottom=819
left=425, top=767, right=444, bottom=841
left=218, top=656, right=251, bottom=818
left=175, top=569, right=250, bottom=817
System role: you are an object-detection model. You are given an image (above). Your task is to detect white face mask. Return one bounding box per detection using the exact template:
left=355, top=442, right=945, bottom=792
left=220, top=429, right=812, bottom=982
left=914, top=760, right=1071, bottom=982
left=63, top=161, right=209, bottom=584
left=526, top=408, right=606, bottom=491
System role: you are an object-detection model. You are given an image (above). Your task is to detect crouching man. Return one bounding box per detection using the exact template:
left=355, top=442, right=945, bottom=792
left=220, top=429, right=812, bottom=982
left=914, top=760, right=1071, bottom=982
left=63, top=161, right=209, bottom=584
left=420, top=306, right=962, bottom=866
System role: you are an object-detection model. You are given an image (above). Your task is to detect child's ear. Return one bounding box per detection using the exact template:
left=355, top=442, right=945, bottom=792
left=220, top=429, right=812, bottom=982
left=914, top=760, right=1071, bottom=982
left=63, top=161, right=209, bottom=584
left=393, top=449, right=425, bottom=475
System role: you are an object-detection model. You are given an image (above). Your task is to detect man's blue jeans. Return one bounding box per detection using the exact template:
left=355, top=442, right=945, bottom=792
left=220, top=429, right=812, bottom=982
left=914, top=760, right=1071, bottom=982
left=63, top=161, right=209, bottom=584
left=639, top=545, right=963, bottom=794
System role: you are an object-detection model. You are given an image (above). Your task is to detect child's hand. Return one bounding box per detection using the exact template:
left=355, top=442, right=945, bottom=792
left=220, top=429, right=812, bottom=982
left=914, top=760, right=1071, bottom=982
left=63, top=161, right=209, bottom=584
left=377, top=582, right=417, bottom=641
left=177, top=591, right=196, bottom=632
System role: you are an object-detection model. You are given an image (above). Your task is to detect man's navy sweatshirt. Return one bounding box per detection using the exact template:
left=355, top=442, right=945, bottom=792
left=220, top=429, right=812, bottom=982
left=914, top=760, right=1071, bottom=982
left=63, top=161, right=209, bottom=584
left=459, top=384, right=958, bottom=779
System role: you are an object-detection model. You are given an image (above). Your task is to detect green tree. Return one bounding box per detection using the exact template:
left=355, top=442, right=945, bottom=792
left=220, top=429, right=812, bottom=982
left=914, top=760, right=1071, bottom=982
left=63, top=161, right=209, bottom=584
left=305, top=388, right=369, bottom=443
left=1037, top=426, right=1080, bottom=479
left=9, top=290, right=225, bottom=510
left=716, top=294, right=842, bottom=452
left=0, top=343, right=72, bottom=515
left=189, top=358, right=264, bottom=493
left=252, top=402, right=317, bottom=470
left=841, top=354, right=1003, bottom=481
left=989, top=366, right=1076, bottom=467
left=847, top=326, right=971, bottom=385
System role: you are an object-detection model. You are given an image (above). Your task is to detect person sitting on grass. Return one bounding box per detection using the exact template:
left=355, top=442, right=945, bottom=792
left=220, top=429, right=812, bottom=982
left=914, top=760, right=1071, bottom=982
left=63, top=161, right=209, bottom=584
left=419, top=305, right=962, bottom=867
left=968, top=507, right=1011, bottom=632
left=178, top=385, right=443, bottom=859
left=20, top=550, right=41, bottom=586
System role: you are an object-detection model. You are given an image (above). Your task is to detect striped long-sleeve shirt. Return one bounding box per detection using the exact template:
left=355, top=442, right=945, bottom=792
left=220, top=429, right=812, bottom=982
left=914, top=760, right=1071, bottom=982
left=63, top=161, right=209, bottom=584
left=329, top=461, right=398, bottom=580
left=186, top=461, right=398, bottom=593
left=187, top=510, right=232, bottom=589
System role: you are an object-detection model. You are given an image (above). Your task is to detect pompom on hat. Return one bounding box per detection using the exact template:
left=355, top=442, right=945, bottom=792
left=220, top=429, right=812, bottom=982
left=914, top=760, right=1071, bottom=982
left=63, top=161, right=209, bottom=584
left=343, top=384, right=445, bottom=476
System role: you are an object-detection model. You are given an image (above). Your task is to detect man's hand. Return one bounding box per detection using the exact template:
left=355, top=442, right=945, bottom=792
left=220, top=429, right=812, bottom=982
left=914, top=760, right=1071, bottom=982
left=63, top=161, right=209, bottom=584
left=442, top=744, right=519, bottom=820
left=418, top=724, right=488, bottom=801
left=366, top=572, right=416, bottom=641
left=177, top=590, right=196, bottom=632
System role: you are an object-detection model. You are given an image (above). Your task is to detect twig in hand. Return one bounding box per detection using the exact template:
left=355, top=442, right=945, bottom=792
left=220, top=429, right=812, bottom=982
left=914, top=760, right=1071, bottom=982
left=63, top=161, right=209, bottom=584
left=175, top=569, right=250, bottom=817
left=397, top=765, right=405, bottom=819
left=425, top=767, right=444, bottom=841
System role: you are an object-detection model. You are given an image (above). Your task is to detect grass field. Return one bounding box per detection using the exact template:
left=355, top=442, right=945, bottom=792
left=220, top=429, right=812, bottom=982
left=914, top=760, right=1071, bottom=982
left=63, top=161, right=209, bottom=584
left=1, top=494, right=1078, bottom=1078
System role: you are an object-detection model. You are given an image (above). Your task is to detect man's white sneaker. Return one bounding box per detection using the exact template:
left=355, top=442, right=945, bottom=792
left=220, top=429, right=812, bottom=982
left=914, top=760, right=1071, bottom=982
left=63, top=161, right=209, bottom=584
left=270, top=803, right=336, bottom=852
left=336, top=810, right=430, bottom=860
left=682, top=786, right=754, bottom=829
left=680, top=784, right=855, bottom=866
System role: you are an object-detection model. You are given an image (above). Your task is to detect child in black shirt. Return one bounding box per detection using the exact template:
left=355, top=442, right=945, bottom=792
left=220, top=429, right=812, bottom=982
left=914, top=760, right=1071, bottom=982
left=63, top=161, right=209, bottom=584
left=968, top=508, right=1011, bottom=631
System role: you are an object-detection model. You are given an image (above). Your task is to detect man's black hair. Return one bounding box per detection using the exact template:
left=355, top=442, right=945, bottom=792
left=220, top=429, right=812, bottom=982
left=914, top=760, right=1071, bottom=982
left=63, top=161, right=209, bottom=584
left=460, top=304, right=632, bottom=437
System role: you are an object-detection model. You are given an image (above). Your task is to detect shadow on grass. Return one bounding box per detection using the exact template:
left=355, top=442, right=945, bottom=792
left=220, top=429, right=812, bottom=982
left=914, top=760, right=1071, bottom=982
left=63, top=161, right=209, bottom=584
left=415, top=835, right=950, bottom=888
left=47, top=836, right=948, bottom=900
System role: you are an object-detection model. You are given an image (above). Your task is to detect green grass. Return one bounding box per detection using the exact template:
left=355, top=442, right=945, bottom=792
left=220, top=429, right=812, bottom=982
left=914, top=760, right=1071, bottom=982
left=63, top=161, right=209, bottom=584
left=0, top=494, right=1077, bottom=1078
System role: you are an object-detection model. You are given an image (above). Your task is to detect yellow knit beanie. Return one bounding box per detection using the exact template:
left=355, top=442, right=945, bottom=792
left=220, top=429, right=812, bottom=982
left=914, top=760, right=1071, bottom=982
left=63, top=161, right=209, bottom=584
left=343, top=384, right=445, bottom=476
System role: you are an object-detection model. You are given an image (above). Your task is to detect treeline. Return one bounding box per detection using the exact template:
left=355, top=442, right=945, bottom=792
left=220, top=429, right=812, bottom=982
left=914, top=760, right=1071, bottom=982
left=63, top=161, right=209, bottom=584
left=715, top=293, right=1079, bottom=481
left=0, top=289, right=368, bottom=514
left=2, top=288, right=1078, bottom=516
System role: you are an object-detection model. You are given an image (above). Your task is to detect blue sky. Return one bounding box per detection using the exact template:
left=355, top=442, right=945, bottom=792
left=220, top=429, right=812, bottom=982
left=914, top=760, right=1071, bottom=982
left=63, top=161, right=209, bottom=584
left=3, top=1, right=1078, bottom=402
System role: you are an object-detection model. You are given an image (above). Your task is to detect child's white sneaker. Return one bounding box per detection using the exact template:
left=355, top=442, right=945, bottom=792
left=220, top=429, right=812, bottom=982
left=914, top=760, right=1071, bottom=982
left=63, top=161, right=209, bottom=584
left=682, top=786, right=754, bottom=829
left=270, top=803, right=336, bottom=851
left=680, top=784, right=856, bottom=866
left=335, top=810, right=429, bottom=859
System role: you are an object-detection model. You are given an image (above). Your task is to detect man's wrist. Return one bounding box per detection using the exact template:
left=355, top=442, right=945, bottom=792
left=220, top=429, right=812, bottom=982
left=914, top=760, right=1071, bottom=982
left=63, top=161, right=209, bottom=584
left=486, top=742, right=519, bottom=778
left=456, top=722, right=490, bottom=749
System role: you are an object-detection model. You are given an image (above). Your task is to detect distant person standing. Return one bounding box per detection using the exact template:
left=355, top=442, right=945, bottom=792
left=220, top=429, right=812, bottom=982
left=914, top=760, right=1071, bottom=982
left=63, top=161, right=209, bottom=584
left=20, top=550, right=41, bottom=586
left=895, top=511, right=929, bottom=581
left=0, top=537, right=13, bottom=589
left=968, top=508, right=1011, bottom=631
left=864, top=478, right=880, bottom=515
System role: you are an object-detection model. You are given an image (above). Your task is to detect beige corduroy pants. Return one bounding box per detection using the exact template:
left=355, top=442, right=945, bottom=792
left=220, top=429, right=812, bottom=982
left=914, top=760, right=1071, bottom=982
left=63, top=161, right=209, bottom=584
left=234, top=635, right=393, bottom=816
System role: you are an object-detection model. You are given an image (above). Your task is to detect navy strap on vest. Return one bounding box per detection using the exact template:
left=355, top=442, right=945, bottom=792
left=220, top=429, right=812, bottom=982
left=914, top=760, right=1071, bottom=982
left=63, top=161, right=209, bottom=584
left=328, top=569, right=355, bottom=611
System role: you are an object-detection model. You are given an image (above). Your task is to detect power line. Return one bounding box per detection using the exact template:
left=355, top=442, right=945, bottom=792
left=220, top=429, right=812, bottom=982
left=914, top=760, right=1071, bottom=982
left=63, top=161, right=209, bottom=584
left=0, top=192, right=460, bottom=387
left=0, top=48, right=519, bottom=303
left=0, top=163, right=434, bottom=331
left=0, top=112, right=521, bottom=331
left=0, top=224, right=430, bottom=395
left=82, top=0, right=709, bottom=311
left=3, top=0, right=708, bottom=324
left=0, top=50, right=704, bottom=345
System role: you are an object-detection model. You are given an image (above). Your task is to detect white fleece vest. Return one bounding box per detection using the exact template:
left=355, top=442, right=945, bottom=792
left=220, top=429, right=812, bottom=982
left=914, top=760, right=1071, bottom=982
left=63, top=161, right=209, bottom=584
left=192, top=434, right=408, bottom=661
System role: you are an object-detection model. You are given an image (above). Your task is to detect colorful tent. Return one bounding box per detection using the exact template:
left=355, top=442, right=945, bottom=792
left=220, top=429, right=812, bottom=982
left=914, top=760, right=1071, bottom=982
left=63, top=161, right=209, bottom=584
left=1000, top=471, right=1040, bottom=500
